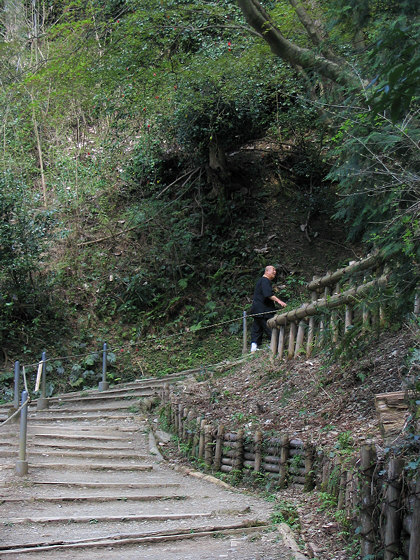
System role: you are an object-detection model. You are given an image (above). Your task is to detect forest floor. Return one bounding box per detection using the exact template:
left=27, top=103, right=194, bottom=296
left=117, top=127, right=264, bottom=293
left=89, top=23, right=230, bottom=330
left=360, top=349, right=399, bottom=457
left=154, top=327, right=416, bottom=559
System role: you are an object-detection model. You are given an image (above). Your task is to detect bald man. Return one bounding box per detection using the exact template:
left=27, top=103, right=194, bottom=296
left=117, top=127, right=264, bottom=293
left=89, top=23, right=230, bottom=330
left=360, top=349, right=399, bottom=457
left=250, top=265, right=286, bottom=352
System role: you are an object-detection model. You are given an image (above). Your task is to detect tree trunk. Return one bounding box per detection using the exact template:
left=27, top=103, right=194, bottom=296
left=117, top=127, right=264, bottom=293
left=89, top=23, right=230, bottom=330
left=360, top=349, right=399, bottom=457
left=237, top=0, right=359, bottom=88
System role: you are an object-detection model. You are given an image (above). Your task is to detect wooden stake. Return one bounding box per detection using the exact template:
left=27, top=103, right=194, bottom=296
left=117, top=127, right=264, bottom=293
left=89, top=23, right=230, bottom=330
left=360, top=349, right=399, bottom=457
left=287, top=323, right=297, bottom=360
left=294, top=320, right=306, bottom=358
left=254, top=430, right=262, bottom=473
left=409, top=478, right=420, bottom=560
left=213, top=424, right=225, bottom=471
left=277, top=325, right=285, bottom=359
left=204, top=424, right=213, bottom=467
left=384, top=458, right=404, bottom=560
left=359, top=442, right=376, bottom=558
left=278, top=435, right=289, bottom=488
left=233, top=429, right=244, bottom=471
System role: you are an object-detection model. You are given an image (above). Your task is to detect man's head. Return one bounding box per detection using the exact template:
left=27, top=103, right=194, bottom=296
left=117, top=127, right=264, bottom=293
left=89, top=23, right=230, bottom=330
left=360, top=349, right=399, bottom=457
left=264, top=265, right=276, bottom=280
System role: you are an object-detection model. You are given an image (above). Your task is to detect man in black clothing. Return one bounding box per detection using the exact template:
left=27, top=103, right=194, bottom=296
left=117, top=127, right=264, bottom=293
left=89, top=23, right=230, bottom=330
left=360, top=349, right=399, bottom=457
left=250, top=265, right=286, bottom=352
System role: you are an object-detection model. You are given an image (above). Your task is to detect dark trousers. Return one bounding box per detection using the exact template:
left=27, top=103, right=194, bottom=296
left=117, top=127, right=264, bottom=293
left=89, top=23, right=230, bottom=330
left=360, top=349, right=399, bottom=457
left=251, top=316, right=272, bottom=346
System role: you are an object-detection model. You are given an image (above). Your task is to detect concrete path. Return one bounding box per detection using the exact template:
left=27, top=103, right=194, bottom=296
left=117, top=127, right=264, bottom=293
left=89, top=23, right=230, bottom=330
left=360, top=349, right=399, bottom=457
left=0, top=378, right=294, bottom=559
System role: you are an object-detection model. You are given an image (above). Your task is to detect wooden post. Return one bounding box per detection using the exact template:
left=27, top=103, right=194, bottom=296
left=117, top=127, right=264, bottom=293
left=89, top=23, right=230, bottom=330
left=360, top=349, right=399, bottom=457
left=362, top=275, right=370, bottom=331
left=270, top=327, right=279, bottom=360
left=414, top=289, right=420, bottom=316
left=303, top=444, right=315, bottom=492
left=307, top=276, right=318, bottom=357
left=242, top=311, right=248, bottom=354
left=186, top=410, right=195, bottom=448
left=198, top=419, right=206, bottom=459
left=287, top=322, right=297, bottom=360
left=319, top=281, right=331, bottom=348
left=294, top=320, right=306, bottom=358
left=384, top=458, right=404, bottom=560
left=345, top=304, right=353, bottom=331
left=254, top=430, right=262, bottom=473
left=192, top=416, right=201, bottom=457
left=233, top=429, right=244, bottom=471
left=204, top=424, right=213, bottom=467
left=359, top=442, right=377, bottom=558
left=182, top=407, right=189, bottom=440
left=213, top=424, right=225, bottom=471
left=278, top=434, right=289, bottom=488
left=337, top=462, right=348, bottom=511
left=330, top=283, right=340, bottom=343
left=278, top=325, right=286, bottom=359
left=409, top=478, right=420, bottom=560
left=177, top=403, right=184, bottom=437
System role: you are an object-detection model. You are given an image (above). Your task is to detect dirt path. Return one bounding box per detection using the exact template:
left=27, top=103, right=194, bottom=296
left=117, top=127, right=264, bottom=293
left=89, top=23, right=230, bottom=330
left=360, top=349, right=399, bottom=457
left=0, top=380, right=297, bottom=559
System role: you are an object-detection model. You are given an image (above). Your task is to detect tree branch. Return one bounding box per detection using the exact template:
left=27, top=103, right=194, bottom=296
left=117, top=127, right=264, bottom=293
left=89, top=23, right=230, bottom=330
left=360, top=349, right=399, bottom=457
left=237, top=0, right=359, bottom=89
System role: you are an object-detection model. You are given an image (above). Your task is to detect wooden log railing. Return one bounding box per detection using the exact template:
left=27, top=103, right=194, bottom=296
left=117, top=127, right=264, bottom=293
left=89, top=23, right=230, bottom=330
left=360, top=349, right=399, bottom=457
left=158, top=388, right=418, bottom=558
left=267, top=251, right=389, bottom=359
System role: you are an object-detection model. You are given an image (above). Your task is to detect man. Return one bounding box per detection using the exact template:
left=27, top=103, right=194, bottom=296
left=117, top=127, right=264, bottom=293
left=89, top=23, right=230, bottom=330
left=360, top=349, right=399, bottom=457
left=250, top=265, right=286, bottom=352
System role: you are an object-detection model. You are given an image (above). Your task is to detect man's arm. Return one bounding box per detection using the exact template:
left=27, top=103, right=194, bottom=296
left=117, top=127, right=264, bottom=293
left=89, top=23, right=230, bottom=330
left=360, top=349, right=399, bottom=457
left=269, top=295, right=286, bottom=307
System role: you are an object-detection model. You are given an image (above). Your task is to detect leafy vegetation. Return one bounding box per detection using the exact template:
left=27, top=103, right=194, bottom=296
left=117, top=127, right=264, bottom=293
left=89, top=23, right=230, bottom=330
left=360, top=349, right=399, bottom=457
left=0, top=0, right=417, bottom=394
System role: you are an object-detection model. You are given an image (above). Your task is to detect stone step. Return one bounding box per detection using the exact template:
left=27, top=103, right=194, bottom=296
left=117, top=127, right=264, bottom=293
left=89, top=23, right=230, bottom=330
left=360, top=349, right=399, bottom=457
left=0, top=520, right=267, bottom=556
left=0, top=493, right=187, bottom=504
left=0, top=449, right=149, bottom=460
left=0, top=461, right=154, bottom=471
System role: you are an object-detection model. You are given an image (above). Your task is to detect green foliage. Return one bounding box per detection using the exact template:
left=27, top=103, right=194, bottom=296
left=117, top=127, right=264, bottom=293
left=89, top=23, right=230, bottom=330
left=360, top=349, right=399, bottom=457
left=270, top=500, right=300, bottom=531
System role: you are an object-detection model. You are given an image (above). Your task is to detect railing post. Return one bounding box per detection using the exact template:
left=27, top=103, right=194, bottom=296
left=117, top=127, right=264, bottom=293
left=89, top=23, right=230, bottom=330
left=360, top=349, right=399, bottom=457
left=16, top=390, right=29, bottom=476
left=8, top=361, right=20, bottom=422
left=98, top=342, right=109, bottom=392
left=36, top=351, right=49, bottom=410
left=242, top=311, right=248, bottom=354
left=13, top=361, right=20, bottom=409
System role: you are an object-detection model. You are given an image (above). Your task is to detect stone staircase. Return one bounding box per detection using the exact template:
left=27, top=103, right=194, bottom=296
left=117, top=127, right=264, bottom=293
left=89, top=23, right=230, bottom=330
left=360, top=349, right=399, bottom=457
left=0, top=376, right=293, bottom=559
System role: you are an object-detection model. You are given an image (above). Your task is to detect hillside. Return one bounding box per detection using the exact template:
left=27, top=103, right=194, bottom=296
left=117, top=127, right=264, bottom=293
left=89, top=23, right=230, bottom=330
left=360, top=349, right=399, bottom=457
left=156, top=326, right=417, bottom=559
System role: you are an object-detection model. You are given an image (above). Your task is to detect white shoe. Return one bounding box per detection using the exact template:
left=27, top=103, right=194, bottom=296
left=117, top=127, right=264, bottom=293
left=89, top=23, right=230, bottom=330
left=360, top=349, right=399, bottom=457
left=250, top=343, right=258, bottom=353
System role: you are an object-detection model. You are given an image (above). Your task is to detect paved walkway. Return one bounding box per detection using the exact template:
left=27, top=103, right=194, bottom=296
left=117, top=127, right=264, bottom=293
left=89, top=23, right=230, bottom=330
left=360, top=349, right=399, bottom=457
left=0, top=378, right=294, bottom=559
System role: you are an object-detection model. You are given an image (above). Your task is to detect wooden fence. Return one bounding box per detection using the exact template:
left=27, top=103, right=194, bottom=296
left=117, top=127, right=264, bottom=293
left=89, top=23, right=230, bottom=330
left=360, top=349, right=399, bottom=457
left=268, top=252, right=390, bottom=359
left=159, top=385, right=419, bottom=560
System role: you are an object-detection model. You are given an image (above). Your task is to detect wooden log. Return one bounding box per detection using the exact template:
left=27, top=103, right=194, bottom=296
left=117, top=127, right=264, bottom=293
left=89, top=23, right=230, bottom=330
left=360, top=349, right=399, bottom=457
left=294, top=320, right=306, bottom=358
left=198, top=419, right=206, bottom=459
left=267, top=274, right=388, bottom=328
left=345, top=304, right=353, bottom=331
left=359, top=442, right=377, bottom=559
left=221, top=457, right=233, bottom=466
left=337, top=463, right=348, bottom=511
left=384, top=458, right=404, bottom=560
left=262, top=463, right=280, bottom=473
left=374, top=391, right=409, bottom=445
left=278, top=434, right=289, bottom=488
left=204, top=424, right=213, bottom=467
left=289, top=438, right=304, bottom=448
left=304, top=444, right=315, bottom=492
left=177, top=403, right=183, bottom=437
left=414, top=290, right=420, bottom=316
left=244, top=451, right=256, bottom=461
left=287, top=322, right=297, bottom=360
left=254, top=430, right=262, bottom=473
left=409, top=478, right=420, bottom=560
left=270, top=327, right=279, bottom=359
left=330, top=284, right=340, bottom=343
left=220, top=464, right=232, bottom=473
left=213, top=424, right=225, bottom=471
left=307, top=252, right=381, bottom=291
left=233, top=429, right=244, bottom=471
left=224, top=432, right=239, bottom=442
left=278, top=325, right=286, bottom=359
left=307, top=277, right=318, bottom=357
left=186, top=411, right=195, bottom=448
left=182, top=408, right=189, bottom=440
left=263, top=454, right=282, bottom=464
